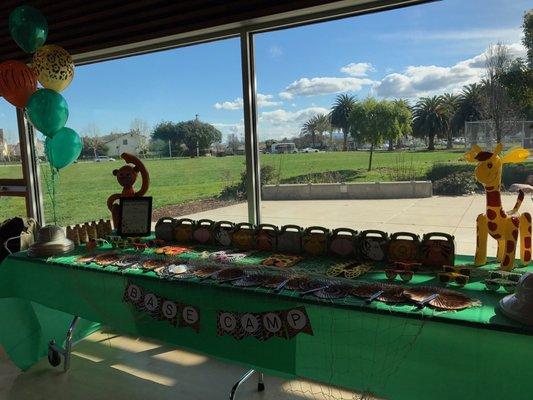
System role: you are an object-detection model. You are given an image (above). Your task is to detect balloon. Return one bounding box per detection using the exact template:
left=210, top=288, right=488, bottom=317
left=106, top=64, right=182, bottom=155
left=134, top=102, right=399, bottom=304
left=26, top=89, right=69, bottom=137
left=0, top=60, right=37, bottom=108
left=9, top=6, right=48, bottom=53
left=32, top=45, right=74, bottom=92
left=45, top=127, right=82, bottom=169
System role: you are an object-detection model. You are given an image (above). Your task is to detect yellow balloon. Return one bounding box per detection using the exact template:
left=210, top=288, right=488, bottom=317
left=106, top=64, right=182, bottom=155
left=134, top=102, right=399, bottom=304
left=32, top=44, right=74, bottom=92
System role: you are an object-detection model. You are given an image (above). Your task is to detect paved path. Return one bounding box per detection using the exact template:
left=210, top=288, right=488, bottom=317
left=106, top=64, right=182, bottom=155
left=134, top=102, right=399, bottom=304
left=184, top=194, right=533, bottom=256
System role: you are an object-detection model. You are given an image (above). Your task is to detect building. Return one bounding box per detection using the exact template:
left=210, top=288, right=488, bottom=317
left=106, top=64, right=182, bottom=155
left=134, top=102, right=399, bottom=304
left=102, top=131, right=146, bottom=157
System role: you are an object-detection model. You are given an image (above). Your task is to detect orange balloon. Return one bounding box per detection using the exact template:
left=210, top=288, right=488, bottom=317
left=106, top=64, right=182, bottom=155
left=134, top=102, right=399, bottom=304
left=0, top=60, right=37, bottom=108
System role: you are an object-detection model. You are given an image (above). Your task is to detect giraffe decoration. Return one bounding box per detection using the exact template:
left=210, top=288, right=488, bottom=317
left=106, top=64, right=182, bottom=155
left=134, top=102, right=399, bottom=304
left=465, top=143, right=532, bottom=270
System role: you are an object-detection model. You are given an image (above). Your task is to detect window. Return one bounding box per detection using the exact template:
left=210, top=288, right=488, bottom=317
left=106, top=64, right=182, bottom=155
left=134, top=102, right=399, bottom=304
left=38, top=37, right=245, bottom=226
left=250, top=0, right=532, bottom=256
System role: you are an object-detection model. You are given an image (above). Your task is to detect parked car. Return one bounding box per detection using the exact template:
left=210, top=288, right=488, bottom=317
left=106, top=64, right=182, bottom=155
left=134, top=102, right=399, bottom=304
left=301, top=147, right=319, bottom=153
left=94, top=156, right=116, bottom=162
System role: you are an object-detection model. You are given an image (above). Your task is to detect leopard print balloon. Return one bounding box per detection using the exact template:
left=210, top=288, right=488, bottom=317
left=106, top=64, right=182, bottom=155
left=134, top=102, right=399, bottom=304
left=32, top=44, right=74, bottom=92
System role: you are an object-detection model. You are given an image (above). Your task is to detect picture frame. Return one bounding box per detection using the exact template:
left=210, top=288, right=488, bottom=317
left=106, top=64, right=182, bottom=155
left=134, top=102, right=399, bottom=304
left=117, top=197, right=153, bottom=237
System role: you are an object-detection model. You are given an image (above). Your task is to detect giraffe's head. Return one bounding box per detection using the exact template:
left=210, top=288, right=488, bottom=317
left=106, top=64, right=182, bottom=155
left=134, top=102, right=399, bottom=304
left=465, top=143, right=530, bottom=188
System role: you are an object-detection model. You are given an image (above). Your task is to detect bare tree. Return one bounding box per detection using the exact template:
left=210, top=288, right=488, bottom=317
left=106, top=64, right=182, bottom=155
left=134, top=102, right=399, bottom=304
left=481, top=43, right=517, bottom=143
left=130, top=118, right=150, bottom=157
left=82, top=123, right=104, bottom=158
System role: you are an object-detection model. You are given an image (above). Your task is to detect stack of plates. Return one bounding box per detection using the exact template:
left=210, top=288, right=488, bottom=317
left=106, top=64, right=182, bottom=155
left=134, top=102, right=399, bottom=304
left=28, top=225, right=75, bottom=258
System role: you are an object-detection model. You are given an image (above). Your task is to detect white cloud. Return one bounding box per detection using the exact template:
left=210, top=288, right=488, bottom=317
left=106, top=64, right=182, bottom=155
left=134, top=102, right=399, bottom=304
left=260, top=107, right=329, bottom=126
left=214, top=98, right=243, bottom=110
left=214, top=93, right=281, bottom=110
left=279, top=76, right=374, bottom=98
left=378, top=28, right=522, bottom=43
left=340, top=62, right=375, bottom=77
left=269, top=45, right=283, bottom=57
left=374, top=42, right=527, bottom=99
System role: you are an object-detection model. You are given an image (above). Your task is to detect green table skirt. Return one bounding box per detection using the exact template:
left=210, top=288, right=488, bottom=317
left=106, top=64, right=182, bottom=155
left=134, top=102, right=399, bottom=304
left=1, top=254, right=532, bottom=400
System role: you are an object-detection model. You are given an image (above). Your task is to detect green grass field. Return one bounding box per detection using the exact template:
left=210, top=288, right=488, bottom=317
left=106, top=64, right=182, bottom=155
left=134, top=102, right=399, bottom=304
left=0, top=150, right=466, bottom=225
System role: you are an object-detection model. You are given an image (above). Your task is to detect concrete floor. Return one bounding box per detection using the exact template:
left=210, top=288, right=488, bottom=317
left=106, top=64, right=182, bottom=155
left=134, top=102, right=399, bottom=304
left=2, top=194, right=528, bottom=399
left=0, top=330, right=371, bottom=400
left=185, top=194, right=531, bottom=256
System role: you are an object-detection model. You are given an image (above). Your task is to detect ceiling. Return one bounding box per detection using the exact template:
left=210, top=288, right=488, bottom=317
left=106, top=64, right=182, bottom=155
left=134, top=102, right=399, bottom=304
left=0, top=0, right=429, bottom=64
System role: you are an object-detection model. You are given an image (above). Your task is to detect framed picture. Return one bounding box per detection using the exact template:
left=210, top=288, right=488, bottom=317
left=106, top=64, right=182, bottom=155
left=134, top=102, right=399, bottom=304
left=117, top=197, right=153, bottom=237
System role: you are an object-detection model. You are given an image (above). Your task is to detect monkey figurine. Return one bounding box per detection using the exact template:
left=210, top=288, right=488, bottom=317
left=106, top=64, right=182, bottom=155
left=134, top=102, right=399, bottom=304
left=107, top=152, right=150, bottom=228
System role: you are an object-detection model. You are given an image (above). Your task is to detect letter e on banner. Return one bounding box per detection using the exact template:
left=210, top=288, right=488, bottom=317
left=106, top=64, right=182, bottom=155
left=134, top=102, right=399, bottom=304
left=179, top=305, right=200, bottom=333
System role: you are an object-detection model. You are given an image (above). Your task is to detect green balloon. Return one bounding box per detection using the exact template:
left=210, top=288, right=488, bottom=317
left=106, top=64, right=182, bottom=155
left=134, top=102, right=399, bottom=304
left=45, top=128, right=82, bottom=169
left=26, top=89, right=69, bottom=137
left=9, top=5, right=48, bottom=53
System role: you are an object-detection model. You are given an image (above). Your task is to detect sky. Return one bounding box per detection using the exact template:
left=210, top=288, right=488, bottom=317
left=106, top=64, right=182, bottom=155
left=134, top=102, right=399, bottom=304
left=0, top=0, right=530, bottom=144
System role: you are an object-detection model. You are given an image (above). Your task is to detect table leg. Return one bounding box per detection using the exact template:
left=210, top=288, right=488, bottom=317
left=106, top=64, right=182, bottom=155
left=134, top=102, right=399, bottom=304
left=47, top=316, right=80, bottom=372
left=229, top=369, right=265, bottom=400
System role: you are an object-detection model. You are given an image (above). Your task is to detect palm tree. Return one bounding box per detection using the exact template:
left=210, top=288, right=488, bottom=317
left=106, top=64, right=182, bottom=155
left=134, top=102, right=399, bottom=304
left=440, top=93, right=460, bottom=149
left=300, top=118, right=318, bottom=147
left=453, top=83, right=484, bottom=140
left=301, top=114, right=331, bottom=148
left=330, top=94, right=356, bottom=151
left=412, top=96, right=447, bottom=151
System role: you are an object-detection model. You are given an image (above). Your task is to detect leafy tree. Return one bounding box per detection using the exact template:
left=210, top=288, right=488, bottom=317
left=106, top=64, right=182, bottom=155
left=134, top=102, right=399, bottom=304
left=152, top=121, right=185, bottom=156
left=412, top=96, right=447, bottom=151
left=499, top=59, right=533, bottom=119
left=387, top=99, right=412, bottom=151
left=349, top=98, right=398, bottom=171
left=330, top=94, right=356, bottom=151
left=175, top=119, right=222, bottom=157
left=149, top=139, right=169, bottom=157
left=440, top=93, right=460, bottom=149
left=523, top=9, right=533, bottom=68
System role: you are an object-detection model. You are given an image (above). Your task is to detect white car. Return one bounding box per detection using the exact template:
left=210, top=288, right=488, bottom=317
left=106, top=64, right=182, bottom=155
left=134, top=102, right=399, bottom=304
left=301, top=148, right=319, bottom=153
left=94, top=156, right=116, bottom=162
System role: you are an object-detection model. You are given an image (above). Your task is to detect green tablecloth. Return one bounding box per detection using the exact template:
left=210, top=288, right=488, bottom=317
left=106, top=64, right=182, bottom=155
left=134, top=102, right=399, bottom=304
left=1, top=250, right=532, bottom=400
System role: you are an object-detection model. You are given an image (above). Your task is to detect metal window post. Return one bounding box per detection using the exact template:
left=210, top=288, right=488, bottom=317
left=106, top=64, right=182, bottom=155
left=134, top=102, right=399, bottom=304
left=17, top=108, right=44, bottom=226
left=240, top=31, right=261, bottom=225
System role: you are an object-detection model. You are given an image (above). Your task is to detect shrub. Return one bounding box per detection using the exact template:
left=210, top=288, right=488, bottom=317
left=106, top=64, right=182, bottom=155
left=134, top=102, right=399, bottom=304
left=219, top=165, right=277, bottom=200
left=426, top=162, right=533, bottom=189
left=425, top=163, right=474, bottom=182
left=433, top=172, right=478, bottom=195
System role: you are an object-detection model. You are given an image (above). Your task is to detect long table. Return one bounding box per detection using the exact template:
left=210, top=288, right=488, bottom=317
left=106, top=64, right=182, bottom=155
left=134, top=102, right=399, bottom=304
left=1, top=248, right=532, bottom=400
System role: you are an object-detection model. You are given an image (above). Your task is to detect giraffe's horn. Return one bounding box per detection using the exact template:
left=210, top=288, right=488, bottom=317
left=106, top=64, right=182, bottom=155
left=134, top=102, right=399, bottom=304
left=464, top=145, right=482, bottom=162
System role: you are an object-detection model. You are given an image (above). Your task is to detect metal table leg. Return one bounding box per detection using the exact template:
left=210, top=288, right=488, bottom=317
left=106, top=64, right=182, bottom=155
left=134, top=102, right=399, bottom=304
left=47, top=316, right=80, bottom=372
left=229, top=369, right=265, bottom=400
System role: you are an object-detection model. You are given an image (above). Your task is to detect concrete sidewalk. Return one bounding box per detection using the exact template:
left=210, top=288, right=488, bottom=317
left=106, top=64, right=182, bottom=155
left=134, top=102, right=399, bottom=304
left=184, top=193, right=533, bottom=256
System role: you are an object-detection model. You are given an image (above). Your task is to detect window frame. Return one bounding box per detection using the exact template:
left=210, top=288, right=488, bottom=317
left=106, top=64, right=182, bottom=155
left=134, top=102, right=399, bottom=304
left=7, top=0, right=427, bottom=226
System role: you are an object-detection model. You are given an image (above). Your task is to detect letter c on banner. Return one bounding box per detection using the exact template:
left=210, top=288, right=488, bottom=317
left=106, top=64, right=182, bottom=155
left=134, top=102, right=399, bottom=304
left=220, top=312, right=236, bottom=332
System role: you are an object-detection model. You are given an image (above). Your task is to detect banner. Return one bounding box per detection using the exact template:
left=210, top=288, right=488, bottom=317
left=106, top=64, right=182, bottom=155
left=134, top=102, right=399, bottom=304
left=217, top=307, right=313, bottom=341
left=123, top=281, right=200, bottom=332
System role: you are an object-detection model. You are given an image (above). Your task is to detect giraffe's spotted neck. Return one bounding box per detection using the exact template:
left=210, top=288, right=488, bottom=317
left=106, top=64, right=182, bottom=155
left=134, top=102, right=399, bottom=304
left=485, top=185, right=503, bottom=209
